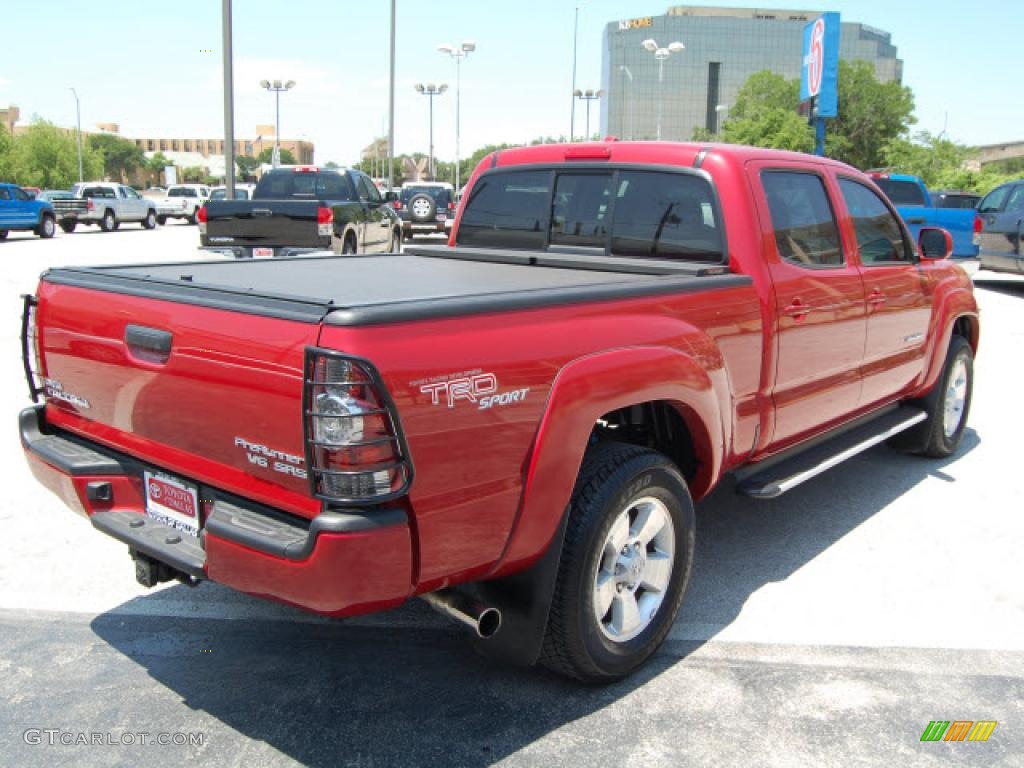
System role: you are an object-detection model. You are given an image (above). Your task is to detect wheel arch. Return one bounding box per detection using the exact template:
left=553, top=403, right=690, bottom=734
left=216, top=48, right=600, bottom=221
left=490, top=346, right=725, bottom=579
left=914, top=282, right=980, bottom=399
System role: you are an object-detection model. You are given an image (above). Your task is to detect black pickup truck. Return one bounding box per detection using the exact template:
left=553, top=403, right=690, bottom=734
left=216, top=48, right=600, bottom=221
left=199, top=167, right=402, bottom=258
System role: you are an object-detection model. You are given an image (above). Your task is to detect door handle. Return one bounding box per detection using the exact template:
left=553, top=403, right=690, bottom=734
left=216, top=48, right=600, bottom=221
left=905, top=217, right=926, bottom=225
left=783, top=299, right=811, bottom=320
left=867, top=289, right=887, bottom=306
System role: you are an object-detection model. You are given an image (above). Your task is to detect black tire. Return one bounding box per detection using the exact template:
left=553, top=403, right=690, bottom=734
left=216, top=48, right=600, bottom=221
left=0, top=230, right=7, bottom=240
left=408, top=193, right=436, bottom=223
left=890, top=336, right=973, bottom=458
left=187, top=210, right=198, bottom=225
left=142, top=210, right=157, bottom=229
left=37, top=215, right=56, bottom=239
left=341, top=233, right=357, bottom=254
left=59, top=220, right=77, bottom=234
left=540, top=442, right=696, bottom=683
left=99, top=210, right=116, bottom=232
left=390, top=229, right=402, bottom=253
left=156, top=215, right=167, bottom=226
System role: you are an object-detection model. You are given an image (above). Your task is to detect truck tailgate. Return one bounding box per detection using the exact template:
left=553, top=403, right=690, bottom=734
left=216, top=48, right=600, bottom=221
left=204, top=200, right=324, bottom=249
left=33, top=279, right=326, bottom=518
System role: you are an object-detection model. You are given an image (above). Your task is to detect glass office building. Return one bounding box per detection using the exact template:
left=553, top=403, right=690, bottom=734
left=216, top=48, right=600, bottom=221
left=600, top=6, right=902, bottom=141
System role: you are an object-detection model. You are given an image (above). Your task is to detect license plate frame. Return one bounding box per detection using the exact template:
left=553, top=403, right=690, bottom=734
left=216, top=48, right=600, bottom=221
left=253, top=247, right=275, bottom=258
left=144, top=471, right=200, bottom=537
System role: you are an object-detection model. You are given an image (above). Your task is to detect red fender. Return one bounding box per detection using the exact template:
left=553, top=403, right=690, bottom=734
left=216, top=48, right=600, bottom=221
left=490, top=346, right=726, bottom=578
left=912, top=275, right=979, bottom=398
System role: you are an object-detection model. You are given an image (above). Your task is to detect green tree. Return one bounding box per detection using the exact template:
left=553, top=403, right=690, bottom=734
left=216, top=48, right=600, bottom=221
left=256, top=147, right=296, bottom=165
left=10, top=120, right=103, bottom=188
left=87, top=132, right=145, bottom=180
left=882, top=133, right=1018, bottom=193
left=719, top=71, right=814, bottom=152
left=180, top=166, right=205, bottom=182
left=235, top=155, right=260, bottom=178
left=0, top=124, right=13, bottom=180
left=323, top=160, right=341, bottom=169
left=827, top=60, right=915, bottom=170
left=146, top=152, right=172, bottom=185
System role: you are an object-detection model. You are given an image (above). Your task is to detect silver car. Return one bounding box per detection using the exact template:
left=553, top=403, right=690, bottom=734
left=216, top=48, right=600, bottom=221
left=977, top=180, right=1024, bottom=276
left=71, top=183, right=159, bottom=232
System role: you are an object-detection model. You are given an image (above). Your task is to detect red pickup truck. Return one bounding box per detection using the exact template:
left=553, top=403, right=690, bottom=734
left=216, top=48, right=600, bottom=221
left=19, top=141, right=978, bottom=682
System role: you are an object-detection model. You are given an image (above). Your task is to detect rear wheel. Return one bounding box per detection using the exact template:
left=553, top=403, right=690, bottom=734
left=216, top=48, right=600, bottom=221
left=99, top=210, right=116, bottom=232
left=0, top=230, right=7, bottom=240
left=37, top=215, right=56, bottom=239
left=342, top=233, right=357, bottom=254
left=59, top=220, right=77, bottom=234
left=142, top=210, right=157, bottom=229
left=540, top=442, right=695, bottom=683
left=156, top=215, right=167, bottom=226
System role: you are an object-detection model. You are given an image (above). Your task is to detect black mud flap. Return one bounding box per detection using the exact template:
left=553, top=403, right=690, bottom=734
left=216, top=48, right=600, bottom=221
left=468, top=509, right=570, bottom=667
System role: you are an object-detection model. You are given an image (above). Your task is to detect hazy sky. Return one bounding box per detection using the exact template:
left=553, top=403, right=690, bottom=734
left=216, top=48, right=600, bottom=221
left=1, top=0, right=1019, bottom=166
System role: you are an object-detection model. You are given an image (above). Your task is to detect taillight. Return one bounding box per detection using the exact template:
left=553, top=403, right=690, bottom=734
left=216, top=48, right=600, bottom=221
left=392, top=201, right=402, bottom=210
left=447, top=201, right=454, bottom=211
left=20, top=294, right=44, bottom=402
left=317, top=206, right=333, bottom=237
left=973, top=215, right=983, bottom=235
left=86, top=199, right=94, bottom=212
left=197, top=204, right=207, bottom=235
left=303, top=349, right=412, bottom=503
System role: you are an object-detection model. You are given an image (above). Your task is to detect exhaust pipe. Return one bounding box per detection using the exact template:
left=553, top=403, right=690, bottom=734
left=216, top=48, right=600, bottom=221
left=421, top=589, right=502, bottom=639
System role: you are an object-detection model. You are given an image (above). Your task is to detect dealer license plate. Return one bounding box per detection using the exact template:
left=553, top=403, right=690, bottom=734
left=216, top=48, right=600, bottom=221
left=144, top=471, right=200, bottom=537
left=253, top=247, right=274, bottom=258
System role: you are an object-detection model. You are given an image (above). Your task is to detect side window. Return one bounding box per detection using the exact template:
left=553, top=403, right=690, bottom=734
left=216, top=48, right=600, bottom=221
left=0, top=187, right=11, bottom=201
left=13, top=187, right=30, bottom=201
left=1006, top=185, right=1024, bottom=212
left=318, top=173, right=351, bottom=200
left=838, top=178, right=910, bottom=265
left=456, top=170, right=551, bottom=249
left=761, top=171, right=843, bottom=267
left=611, top=171, right=723, bottom=261
left=118, top=187, right=130, bottom=199
left=977, top=185, right=1009, bottom=214
left=356, top=175, right=380, bottom=203
left=124, top=187, right=140, bottom=200
left=550, top=173, right=613, bottom=248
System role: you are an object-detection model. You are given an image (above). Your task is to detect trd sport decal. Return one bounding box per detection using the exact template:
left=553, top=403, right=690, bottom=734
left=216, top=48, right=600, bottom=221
left=412, top=369, right=530, bottom=410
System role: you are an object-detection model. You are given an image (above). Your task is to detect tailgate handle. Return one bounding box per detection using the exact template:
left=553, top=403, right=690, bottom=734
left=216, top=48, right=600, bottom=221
left=125, top=325, right=172, bottom=363
left=251, top=208, right=273, bottom=217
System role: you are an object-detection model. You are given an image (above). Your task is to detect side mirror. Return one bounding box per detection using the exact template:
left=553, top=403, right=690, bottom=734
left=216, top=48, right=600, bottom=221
left=918, top=227, right=953, bottom=261
left=383, top=191, right=398, bottom=203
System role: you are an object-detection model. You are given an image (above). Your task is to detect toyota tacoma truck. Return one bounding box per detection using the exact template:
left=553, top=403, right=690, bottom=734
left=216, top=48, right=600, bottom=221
left=156, top=184, right=210, bottom=225
left=0, top=183, right=57, bottom=239
left=199, top=166, right=401, bottom=258
left=19, top=142, right=978, bottom=682
left=869, top=172, right=981, bottom=258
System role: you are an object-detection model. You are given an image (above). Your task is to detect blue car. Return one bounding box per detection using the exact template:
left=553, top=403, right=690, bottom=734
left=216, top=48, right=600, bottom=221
left=0, top=183, right=57, bottom=239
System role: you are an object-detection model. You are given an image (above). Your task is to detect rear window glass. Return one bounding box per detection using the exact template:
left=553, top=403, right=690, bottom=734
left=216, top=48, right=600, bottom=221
left=931, top=193, right=979, bottom=209
left=168, top=187, right=197, bottom=198
left=457, top=168, right=724, bottom=262
left=82, top=187, right=116, bottom=199
left=401, top=186, right=451, bottom=204
left=611, top=171, right=723, bottom=261
left=873, top=178, right=927, bottom=207
left=254, top=172, right=354, bottom=200
left=210, top=189, right=250, bottom=200
left=457, top=171, right=551, bottom=249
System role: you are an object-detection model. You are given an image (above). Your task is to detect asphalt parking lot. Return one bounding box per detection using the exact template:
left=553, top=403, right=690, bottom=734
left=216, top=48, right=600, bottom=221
left=0, top=224, right=1021, bottom=767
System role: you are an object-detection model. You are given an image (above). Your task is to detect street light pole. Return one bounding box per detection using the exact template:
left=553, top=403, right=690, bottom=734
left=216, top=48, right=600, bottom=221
left=69, top=88, right=83, bottom=182
left=259, top=79, right=296, bottom=167
left=714, top=103, right=729, bottom=135
left=414, top=84, right=448, bottom=180
left=570, top=3, right=580, bottom=141
left=388, top=0, right=396, bottom=193
left=222, top=0, right=235, bottom=195
left=573, top=89, right=603, bottom=139
left=438, top=40, right=476, bottom=190
left=641, top=39, right=684, bottom=140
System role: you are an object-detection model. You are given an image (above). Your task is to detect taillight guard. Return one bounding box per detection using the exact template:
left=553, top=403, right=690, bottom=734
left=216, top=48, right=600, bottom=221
left=302, top=347, right=413, bottom=504
left=20, top=294, right=45, bottom=402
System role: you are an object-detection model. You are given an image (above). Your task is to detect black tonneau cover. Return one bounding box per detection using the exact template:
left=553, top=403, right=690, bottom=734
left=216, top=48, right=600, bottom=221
left=42, top=246, right=749, bottom=326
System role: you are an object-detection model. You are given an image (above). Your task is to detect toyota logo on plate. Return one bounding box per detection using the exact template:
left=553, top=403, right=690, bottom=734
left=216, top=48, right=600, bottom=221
left=148, top=480, right=162, bottom=500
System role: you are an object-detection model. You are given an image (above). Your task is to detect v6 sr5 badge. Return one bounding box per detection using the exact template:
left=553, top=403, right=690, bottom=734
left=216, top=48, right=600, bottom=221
left=415, top=371, right=530, bottom=410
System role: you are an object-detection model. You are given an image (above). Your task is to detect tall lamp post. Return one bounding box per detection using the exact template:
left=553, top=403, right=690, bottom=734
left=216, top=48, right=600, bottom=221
left=570, top=2, right=581, bottom=141
left=259, top=79, right=295, bottom=167
left=69, top=88, right=83, bottom=182
left=641, top=38, right=684, bottom=140
left=414, top=83, right=447, bottom=180
left=573, top=89, right=603, bottom=140
left=437, top=40, right=475, bottom=190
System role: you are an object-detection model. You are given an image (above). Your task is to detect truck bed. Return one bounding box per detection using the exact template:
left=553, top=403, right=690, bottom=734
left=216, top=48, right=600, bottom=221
left=43, top=246, right=746, bottom=326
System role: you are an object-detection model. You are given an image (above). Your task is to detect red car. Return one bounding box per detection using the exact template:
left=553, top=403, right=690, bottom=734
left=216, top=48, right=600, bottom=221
left=20, top=141, right=978, bottom=681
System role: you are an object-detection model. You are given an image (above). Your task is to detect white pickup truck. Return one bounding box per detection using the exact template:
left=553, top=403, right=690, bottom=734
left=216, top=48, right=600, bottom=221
left=71, top=182, right=159, bottom=232
left=156, top=184, right=210, bottom=225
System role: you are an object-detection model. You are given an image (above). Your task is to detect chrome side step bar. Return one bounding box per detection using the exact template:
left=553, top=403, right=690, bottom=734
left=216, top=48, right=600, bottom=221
left=737, top=407, right=928, bottom=499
